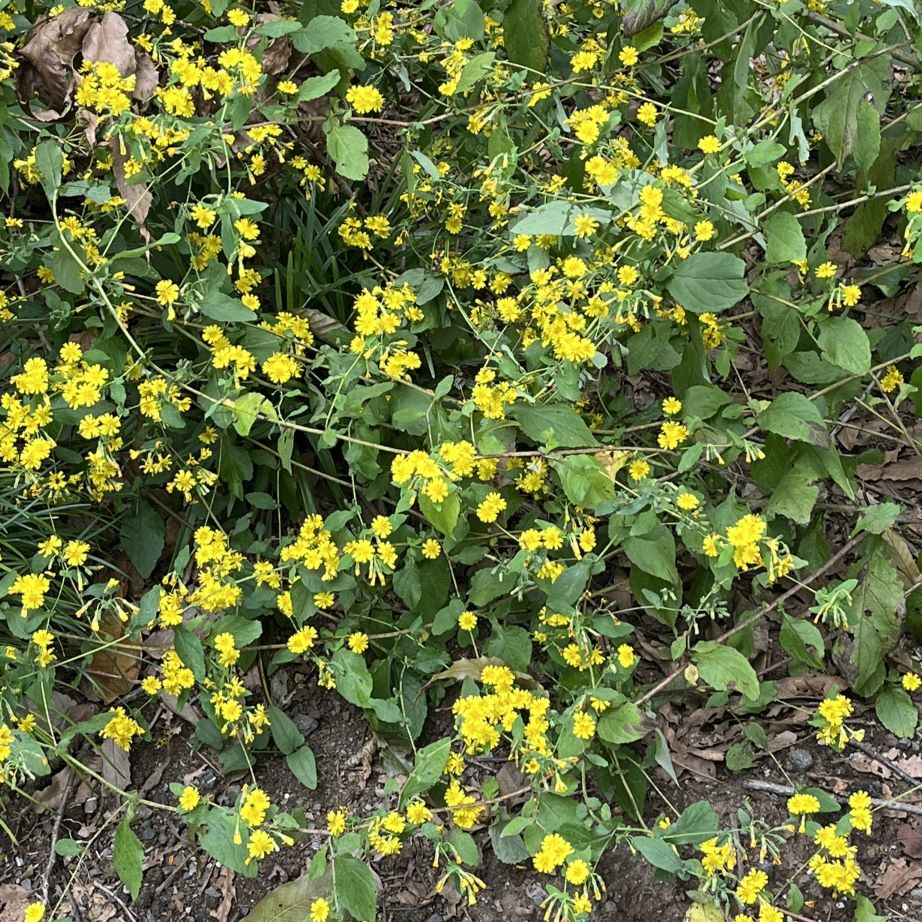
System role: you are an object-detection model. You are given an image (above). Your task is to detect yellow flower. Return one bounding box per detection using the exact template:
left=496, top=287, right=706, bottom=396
left=240, top=787, right=271, bottom=827
left=565, top=859, right=590, bottom=885
left=310, top=898, right=330, bottom=922
left=907, top=189, right=922, bottom=212
left=262, top=353, right=298, bottom=385
left=815, top=261, right=837, bottom=279
left=662, top=397, right=682, bottom=415
left=629, top=459, right=650, bottom=480
left=347, top=632, right=369, bottom=653
left=902, top=672, right=921, bottom=692
left=155, top=280, right=180, bottom=306
left=572, top=711, right=596, bottom=740
left=737, top=868, right=768, bottom=904
left=288, top=626, right=318, bottom=655
left=421, top=538, right=441, bottom=559
left=346, top=84, right=384, bottom=113
left=619, top=46, right=639, bottom=66
left=636, top=102, right=658, bottom=126
left=227, top=8, right=250, bottom=27
left=698, top=135, right=721, bottom=155
left=327, top=808, right=348, bottom=836
left=657, top=421, right=688, bottom=449
left=24, top=905, right=45, bottom=922
left=458, top=611, right=478, bottom=632
left=476, top=492, right=506, bottom=523
left=100, top=707, right=144, bottom=751
left=63, top=540, right=90, bottom=567
left=617, top=644, right=636, bottom=668
left=676, top=493, right=700, bottom=511
left=178, top=786, right=201, bottom=811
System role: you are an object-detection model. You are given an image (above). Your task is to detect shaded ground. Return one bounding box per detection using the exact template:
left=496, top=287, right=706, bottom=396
left=2, top=666, right=921, bottom=922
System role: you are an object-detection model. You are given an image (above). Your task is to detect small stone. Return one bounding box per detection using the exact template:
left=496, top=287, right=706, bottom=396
left=20, top=879, right=32, bottom=891
left=425, top=915, right=443, bottom=922
left=204, top=887, right=222, bottom=910
left=139, top=823, right=156, bottom=842
left=84, top=796, right=98, bottom=815
left=224, top=784, right=242, bottom=804
left=294, top=714, right=319, bottom=736
left=788, top=748, right=814, bottom=771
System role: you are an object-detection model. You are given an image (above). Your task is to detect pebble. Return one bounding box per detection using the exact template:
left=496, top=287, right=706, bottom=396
left=139, top=822, right=156, bottom=842
left=203, top=887, right=222, bottom=910
left=788, top=748, right=814, bottom=771
left=84, top=795, right=98, bottom=815
left=294, top=714, right=319, bottom=736
left=20, top=878, right=32, bottom=891
left=425, top=915, right=443, bottom=922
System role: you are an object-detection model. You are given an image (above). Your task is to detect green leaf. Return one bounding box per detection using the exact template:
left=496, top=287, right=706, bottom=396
left=596, top=700, right=644, bottom=744
left=232, top=392, right=275, bottom=436
left=818, top=316, right=871, bottom=375
left=693, top=641, right=760, bottom=699
left=632, top=836, right=685, bottom=873
left=666, top=253, right=748, bottom=313
left=292, top=15, right=356, bottom=54
left=855, top=502, right=901, bottom=536
left=780, top=613, right=826, bottom=670
left=550, top=456, right=615, bottom=509
left=855, top=895, right=887, bottom=922
left=512, top=404, right=598, bottom=448
left=269, top=705, right=305, bottom=755
left=35, top=140, right=63, bottom=200
left=762, top=212, right=806, bottom=264
left=174, top=628, right=206, bottom=681
left=854, top=99, right=881, bottom=173
left=120, top=500, right=165, bottom=579
left=298, top=71, right=341, bottom=102
left=509, top=202, right=611, bottom=237
left=113, top=817, right=143, bottom=900
left=333, top=856, right=377, bottom=922
left=326, top=123, right=369, bottom=181
left=758, top=392, right=827, bottom=444
left=286, top=745, right=318, bottom=789
left=402, top=737, right=451, bottom=804
left=875, top=685, right=918, bottom=738
left=503, top=0, right=549, bottom=73
left=766, top=467, right=819, bottom=525
left=419, top=492, right=460, bottom=535
left=456, top=51, right=495, bottom=93
left=663, top=801, right=718, bottom=845
left=623, top=526, right=678, bottom=585
left=812, top=56, right=890, bottom=165
left=238, top=870, right=329, bottom=920
left=199, top=291, right=256, bottom=322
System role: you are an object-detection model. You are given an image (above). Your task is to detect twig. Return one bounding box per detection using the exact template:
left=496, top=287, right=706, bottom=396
left=636, top=535, right=863, bottom=706
left=743, top=779, right=922, bottom=816
left=42, top=771, right=75, bottom=902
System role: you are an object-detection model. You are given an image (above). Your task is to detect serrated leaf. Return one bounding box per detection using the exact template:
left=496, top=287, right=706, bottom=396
left=326, top=123, right=369, bottom=180
left=762, top=212, right=806, bottom=264
left=693, top=641, right=760, bottom=699
left=818, top=316, right=871, bottom=375
left=758, top=392, right=827, bottom=444
left=666, top=253, right=748, bottom=313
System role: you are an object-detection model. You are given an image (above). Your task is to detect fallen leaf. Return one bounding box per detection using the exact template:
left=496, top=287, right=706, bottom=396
left=211, top=866, right=236, bottom=922
left=874, top=859, right=922, bottom=899
left=0, top=884, right=31, bottom=922
left=238, top=871, right=329, bottom=922
left=858, top=457, right=922, bottom=482
left=17, top=8, right=93, bottom=118
left=86, top=609, right=140, bottom=703
left=101, top=737, right=131, bottom=794
left=81, top=12, right=135, bottom=76
left=111, top=136, right=152, bottom=234
left=899, top=821, right=922, bottom=859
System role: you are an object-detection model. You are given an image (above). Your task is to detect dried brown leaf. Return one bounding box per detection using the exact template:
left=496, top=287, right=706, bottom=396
left=17, top=8, right=93, bottom=117
left=111, top=136, right=152, bottom=234
left=899, top=821, right=922, bottom=859
left=0, top=884, right=32, bottom=922
left=211, top=867, right=236, bottom=922
left=86, top=609, right=140, bottom=703
left=874, top=859, right=922, bottom=899
left=81, top=12, right=134, bottom=75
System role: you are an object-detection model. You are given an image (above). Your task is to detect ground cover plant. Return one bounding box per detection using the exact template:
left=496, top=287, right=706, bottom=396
left=2, top=0, right=922, bottom=920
